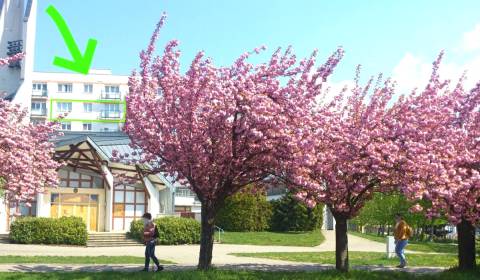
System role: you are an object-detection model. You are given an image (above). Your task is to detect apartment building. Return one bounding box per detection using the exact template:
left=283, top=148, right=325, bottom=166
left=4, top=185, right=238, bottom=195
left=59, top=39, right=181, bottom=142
left=29, top=70, right=128, bottom=132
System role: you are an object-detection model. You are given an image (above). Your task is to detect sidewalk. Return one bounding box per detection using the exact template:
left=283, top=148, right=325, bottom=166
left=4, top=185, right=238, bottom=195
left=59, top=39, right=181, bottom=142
left=0, top=231, right=395, bottom=265
left=0, top=230, right=444, bottom=271
left=0, top=263, right=446, bottom=274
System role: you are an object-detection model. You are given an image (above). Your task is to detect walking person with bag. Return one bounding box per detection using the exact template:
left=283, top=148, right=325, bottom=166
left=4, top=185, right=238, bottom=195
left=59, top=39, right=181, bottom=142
left=141, top=212, right=164, bottom=272
left=394, top=213, right=413, bottom=268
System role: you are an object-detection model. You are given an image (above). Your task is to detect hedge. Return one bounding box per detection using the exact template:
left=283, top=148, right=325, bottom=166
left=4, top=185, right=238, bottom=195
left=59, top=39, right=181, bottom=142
left=216, top=187, right=272, bottom=232
left=9, top=216, right=87, bottom=245
left=270, top=192, right=323, bottom=232
left=128, top=216, right=201, bottom=245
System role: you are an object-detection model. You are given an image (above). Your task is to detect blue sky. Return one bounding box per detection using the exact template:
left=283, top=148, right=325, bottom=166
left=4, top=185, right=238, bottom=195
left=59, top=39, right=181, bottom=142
left=35, top=0, right=480, bottom=88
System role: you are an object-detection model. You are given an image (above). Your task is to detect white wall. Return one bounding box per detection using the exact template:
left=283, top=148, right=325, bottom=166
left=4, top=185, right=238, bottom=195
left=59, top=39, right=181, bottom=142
left=0, top=197, right=7, bottom=233
left=144, top=177, right=160, bottom=216
left=30, top=71, right=128, bottom=131
left=102, top=165, right=114, bottom=232
left=36, top=192, right=49, bottom=217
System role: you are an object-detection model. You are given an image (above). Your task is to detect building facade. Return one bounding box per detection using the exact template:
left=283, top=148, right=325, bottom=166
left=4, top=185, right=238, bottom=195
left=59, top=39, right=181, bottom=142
left=0, top=132, right=176, bottom=233
left=29, top=70, right=128, bottom=132
left=0, top=0, right=201, bottom=232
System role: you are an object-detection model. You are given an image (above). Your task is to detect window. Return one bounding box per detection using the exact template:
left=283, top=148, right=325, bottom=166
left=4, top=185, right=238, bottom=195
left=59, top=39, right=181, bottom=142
left=31, top=102, right=46, bottom=111
left=104, top=103, right=120, bottom=112
left=113, top=184, right=147, bottom=231
left=102, top=127, right=109, bottom=132
left=32, top=83, right=47, bottom=91
left=31, top=119, right=45, bottom=125
left=57, top=102, right=72, bottom=112
left=31, top=102, right=46, bottom=115
left=58, top=169, right=103, bottom=188
left=57, top=83, right=72, bottom=93
left=83, top=123, right=92, bottom=131
left=105, top=85, right=120, bottom=93
left=60, top=122, right=71, bottom=131
left=84, top=84, right=93, bottom=93
left=83, top=103, right=92, bottom=112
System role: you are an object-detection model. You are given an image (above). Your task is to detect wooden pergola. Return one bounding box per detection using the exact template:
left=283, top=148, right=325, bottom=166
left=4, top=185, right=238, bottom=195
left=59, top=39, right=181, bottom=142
left=53, top=134, right=166, bottom=197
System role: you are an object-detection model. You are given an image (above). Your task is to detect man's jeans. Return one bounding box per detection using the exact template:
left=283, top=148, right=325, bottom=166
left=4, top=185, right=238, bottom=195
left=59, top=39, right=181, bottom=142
left=145, top=240, right=160, bottom=270
left=395, top=239, right=408, bottom=265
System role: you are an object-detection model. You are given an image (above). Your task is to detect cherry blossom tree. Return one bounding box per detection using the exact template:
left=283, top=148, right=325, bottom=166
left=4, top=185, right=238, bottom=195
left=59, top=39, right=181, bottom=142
left=124, top=14, right=343, bottom=269
left=0, top=54, right=61, bottom=207
left=290, top=69, right=403, bottom=271
left=395, top=53, right=480, bottom=270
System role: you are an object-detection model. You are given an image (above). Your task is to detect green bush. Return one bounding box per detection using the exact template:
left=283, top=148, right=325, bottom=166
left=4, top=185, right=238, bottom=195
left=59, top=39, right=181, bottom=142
left=270, top=192, right=323, bottom=232
left=128, top=216, right=201, bottom=245
left=9, top=216, right=87, bottom=245
left=216, top=187, right=272, bottom=232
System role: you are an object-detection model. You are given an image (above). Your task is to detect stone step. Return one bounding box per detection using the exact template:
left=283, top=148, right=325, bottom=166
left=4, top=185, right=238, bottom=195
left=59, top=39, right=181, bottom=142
left=88, top=236, right=133, bottom=240
left=87, top=244, right=142, bottom=247
left=86, top=242, right=142, bottom=247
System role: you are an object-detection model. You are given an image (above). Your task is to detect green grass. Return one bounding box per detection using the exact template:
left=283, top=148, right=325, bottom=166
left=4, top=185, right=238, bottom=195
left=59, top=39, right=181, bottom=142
left=218, top=230, right=325, bottom=247
left=231, top=251, right=467, bottom=267
left=0, top=269, right=479, bottom=280
left=349, top=231, right=468, bottom=255
left=0, top=256, right=175, bottom=265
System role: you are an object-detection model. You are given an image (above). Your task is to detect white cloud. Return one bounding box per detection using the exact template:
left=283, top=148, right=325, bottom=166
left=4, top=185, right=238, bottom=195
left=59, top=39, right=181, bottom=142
left=462, top=24, right=480, bottom=52
left=392, top=24, right=480, bottom=94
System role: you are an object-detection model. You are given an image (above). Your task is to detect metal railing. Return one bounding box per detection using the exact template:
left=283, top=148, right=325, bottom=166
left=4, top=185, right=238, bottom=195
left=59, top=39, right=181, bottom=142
left=215, top=225, right=224, bottom=243
left=100, top=91, right=121, bottom=100
left=99, top=110, right=121, bottom=119
left=31, top=90, right=48, bottom=97
left=175, top=188, right=196, bottom=198
left=31, top=109, right=47, bottom=116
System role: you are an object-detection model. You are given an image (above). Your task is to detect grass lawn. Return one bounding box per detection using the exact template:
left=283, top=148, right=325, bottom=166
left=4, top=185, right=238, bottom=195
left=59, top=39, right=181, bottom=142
left=349, top=231, right=476, bottom=255
left=0, top=256, right=175, bottom=265
left=0, top=269, right=479, bottom=280
left=218, top=230, right=325, bottom=247
left=231, top=251, right=466, bottom=267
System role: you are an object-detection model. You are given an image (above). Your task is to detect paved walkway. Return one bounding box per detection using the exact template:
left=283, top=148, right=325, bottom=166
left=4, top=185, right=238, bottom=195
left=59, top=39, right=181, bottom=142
left=0, top=263, right=445, bottom=274
left=0, top=230, right=446, bottom=273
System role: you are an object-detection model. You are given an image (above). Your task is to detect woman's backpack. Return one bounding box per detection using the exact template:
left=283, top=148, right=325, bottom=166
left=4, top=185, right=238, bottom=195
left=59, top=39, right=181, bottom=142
left=153, top=225, right=160, bottom=239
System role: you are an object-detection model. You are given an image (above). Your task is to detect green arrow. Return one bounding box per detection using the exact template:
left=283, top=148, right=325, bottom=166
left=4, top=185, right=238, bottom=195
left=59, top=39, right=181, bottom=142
left=46, top=5, right=97, bottom=75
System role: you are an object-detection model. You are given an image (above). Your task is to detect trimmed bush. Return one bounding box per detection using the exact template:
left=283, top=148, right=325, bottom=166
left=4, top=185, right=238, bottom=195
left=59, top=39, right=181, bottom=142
left=129, top=216, right=201, bottom=245
left=9, top=216, right=87, bottom=245
left=270, top=192, right=323, bottom=232
left=216, top=187, right=272, bottom=232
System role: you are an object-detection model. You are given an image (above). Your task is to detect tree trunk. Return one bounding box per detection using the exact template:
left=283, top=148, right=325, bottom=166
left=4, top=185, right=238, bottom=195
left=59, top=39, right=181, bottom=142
left=457, top=219, right=476, bottom=270
left=335, top=216, right=349, bottom=272
left=198, top=202, right=216, bottom=270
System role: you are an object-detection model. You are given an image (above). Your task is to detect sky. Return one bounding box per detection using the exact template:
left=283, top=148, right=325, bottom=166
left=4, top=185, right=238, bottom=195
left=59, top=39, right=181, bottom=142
left=34, top=0, right=480, bottom=93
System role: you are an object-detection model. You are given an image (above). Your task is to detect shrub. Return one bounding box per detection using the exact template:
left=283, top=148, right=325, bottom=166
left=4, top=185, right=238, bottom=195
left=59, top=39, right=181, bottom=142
left=128, top=216, right=201, bottom=245
left=216, top=187, right=272, bottom=232
left=9, top=216, right=87, bottom=245
left=270, top=192, right=323, bottom=232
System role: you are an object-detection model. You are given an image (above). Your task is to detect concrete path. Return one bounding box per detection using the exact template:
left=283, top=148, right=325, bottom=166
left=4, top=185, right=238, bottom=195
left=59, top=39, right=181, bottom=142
left=0, top=263, right=446, bottom=274
left=0, top=231, right=392, bottom=265
left=0, top=230, right=445, bottom=273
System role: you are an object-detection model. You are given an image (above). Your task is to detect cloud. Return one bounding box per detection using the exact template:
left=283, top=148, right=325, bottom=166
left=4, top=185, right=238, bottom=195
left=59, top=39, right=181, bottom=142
left=461, top=24, right=480, bottom=52
left=392, top=24, right=480, bottom=94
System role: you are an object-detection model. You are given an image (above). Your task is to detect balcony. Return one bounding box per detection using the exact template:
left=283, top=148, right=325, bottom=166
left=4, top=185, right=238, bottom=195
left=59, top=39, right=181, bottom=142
left=31, top=90, right=48, bottom=98
left=100, top=91, right=121, bottom=100
left=31, top=109, right=47, bottom=118
left=99, top=110, right=121, bottom=119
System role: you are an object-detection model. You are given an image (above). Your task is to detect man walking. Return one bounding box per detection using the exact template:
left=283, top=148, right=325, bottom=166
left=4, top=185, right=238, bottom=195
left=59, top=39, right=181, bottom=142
left=142, top=212, right=163, bottom=272
left=394, top=213, right=412, bottom=268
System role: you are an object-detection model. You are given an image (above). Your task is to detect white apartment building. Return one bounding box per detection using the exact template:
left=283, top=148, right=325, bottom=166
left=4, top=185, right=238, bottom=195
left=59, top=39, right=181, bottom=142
left=30, top=70, right=128, bottom=132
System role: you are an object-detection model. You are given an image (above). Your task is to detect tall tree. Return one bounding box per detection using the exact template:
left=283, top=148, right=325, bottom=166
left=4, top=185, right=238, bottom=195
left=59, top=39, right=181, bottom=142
left=290, top=69, right=403, bottom=271
left=123, top=14, right=343, bottom=269
left=0, top=54, right=61, bottom=206
left=395, top=53, right=480, bottom=270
